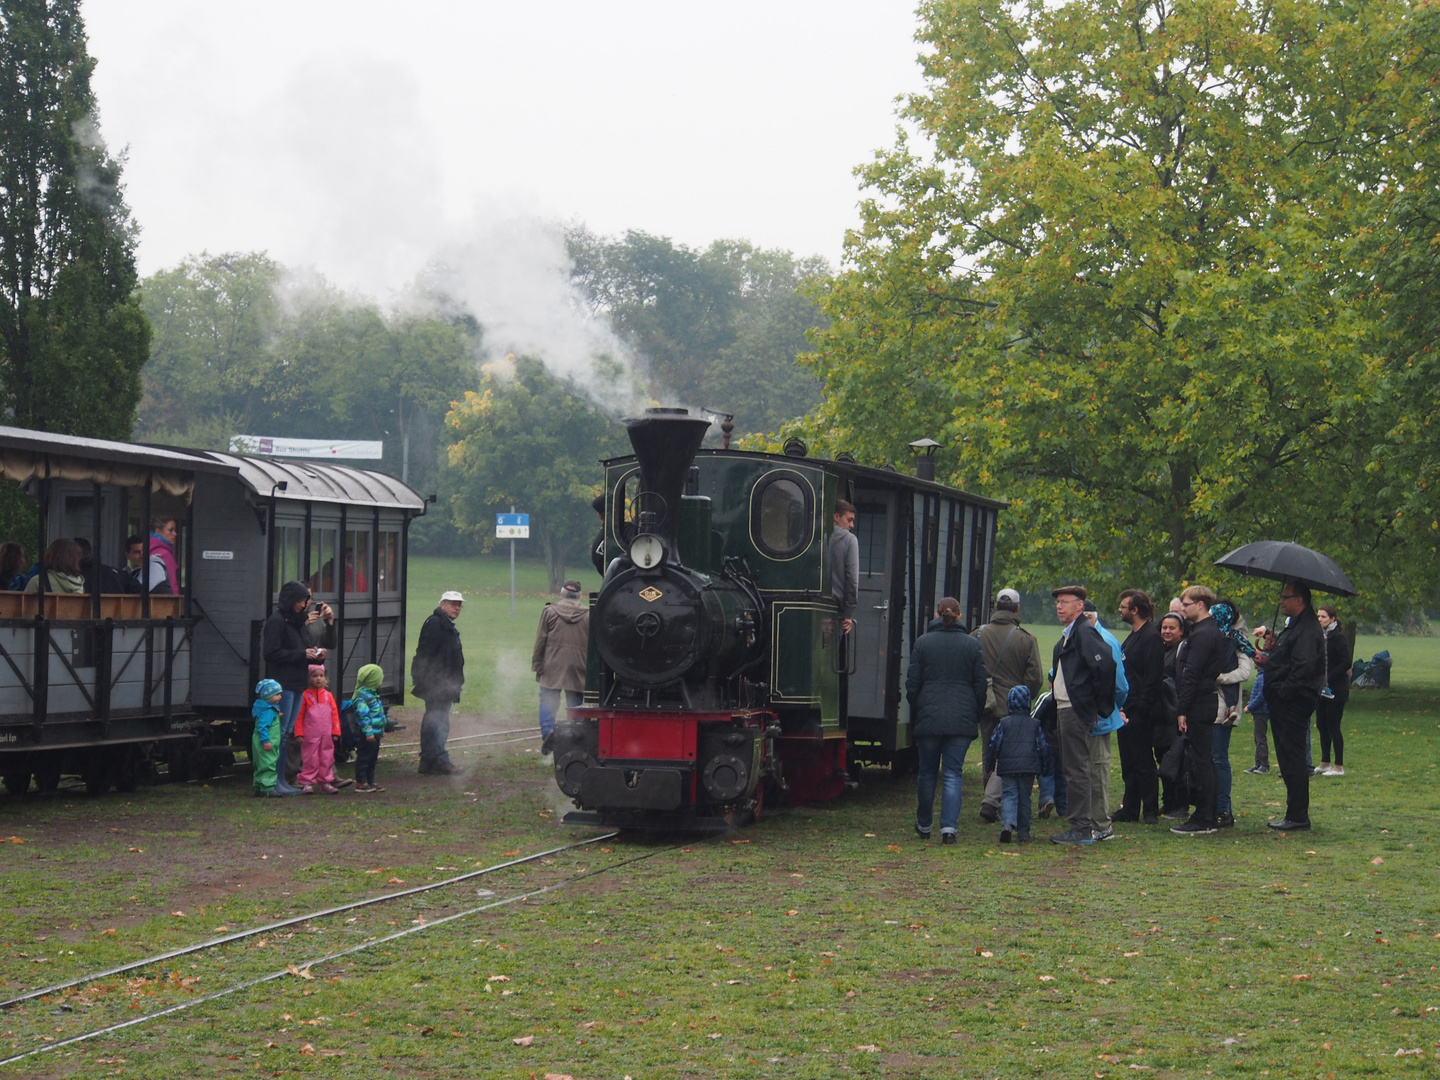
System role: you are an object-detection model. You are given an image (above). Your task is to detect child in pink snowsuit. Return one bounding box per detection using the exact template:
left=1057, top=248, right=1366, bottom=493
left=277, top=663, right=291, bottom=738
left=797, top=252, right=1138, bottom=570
left=297, top=665, right=340, bottom=794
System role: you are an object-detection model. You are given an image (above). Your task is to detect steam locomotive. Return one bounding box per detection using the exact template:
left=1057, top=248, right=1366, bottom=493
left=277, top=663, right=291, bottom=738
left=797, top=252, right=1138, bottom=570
left=553, top=408, right=1004, bottom=829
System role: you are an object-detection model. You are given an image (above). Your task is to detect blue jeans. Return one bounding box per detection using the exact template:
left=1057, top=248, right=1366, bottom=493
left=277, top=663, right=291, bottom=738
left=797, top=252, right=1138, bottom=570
left=1038, top=748, right=1067, bottom=815
left=420, top=700, right=453, bottom=765
left=274, top=690, right=304, bottom=793
left=915, top=735, right=972, bottom=835
left=538, top=688, right=582, bottom=738
left=1000, top=774, right=1034, bottom=835
left=1212, top=723, right=1234, bottom=815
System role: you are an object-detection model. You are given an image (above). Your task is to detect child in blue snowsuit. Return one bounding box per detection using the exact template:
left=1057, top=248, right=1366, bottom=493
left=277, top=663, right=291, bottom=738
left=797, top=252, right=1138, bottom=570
left=984, top=684, right=1052, bottom=844
left=349, top=663, right=388, bottom=792
left=252, top=679, right=291, bottom=797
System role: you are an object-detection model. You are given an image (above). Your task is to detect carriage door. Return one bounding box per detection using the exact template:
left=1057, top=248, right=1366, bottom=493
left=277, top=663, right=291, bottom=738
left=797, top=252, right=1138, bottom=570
left=847, top=493, right=894, bottom=721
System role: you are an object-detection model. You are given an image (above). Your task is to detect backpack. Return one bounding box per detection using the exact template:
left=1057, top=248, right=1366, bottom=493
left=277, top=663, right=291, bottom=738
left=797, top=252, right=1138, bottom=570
left=1159, top=675, right=1180, bottom=727
left=337, top=699, right=363, bottom=750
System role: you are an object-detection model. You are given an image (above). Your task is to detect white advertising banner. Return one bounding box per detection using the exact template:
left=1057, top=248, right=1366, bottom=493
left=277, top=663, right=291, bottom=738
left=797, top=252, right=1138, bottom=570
left=229, top=436, right=384, bottom=460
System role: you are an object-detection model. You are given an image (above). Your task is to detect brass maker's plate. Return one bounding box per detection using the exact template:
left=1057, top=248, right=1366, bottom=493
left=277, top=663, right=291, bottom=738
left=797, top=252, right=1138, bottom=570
left=638, top=586, right=663, bottom=603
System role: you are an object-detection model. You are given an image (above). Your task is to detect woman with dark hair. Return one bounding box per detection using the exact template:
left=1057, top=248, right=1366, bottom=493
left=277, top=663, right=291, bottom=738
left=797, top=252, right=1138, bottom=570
left=0, top=543, right=25, bottom=590
left=148, top=516, right=180, bottom=595
left=1314, top=604, right=1351, bottom=777
left=23, top=539, right=84, bottom=594
left=1157, top=611, right=1189, bottom=819
left=262, top=581, right=335, bottom=793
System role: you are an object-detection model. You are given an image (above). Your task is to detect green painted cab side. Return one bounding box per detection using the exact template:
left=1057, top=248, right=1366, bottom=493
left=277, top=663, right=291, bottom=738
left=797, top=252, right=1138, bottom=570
left=770, top=602, right=840, bottom=730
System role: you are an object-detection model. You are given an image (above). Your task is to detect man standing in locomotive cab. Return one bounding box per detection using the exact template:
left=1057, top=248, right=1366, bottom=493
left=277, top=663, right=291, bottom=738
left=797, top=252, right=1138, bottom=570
left=906, top=597, right=988, bottom=844
left=533, top=579, right=589, bottom=757
left=830, top=498, right=859, bottom=634
left=1048, top=585, right=1118, bottom=846
left=412, top=591, right=465, bottom=775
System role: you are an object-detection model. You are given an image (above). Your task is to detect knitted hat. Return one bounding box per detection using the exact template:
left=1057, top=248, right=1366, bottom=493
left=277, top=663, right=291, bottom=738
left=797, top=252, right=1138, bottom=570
left=1007, top=684, right=1033, bottom=714
left=356, top=664, right=383, bottom=690
left=255, top=678, right=282, bottom=699
left=308, top=664, right=326, bottom=676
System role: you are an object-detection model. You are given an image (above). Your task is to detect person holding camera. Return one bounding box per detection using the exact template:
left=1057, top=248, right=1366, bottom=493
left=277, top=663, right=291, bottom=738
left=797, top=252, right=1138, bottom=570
left=262, top=580, right=335, bottom=792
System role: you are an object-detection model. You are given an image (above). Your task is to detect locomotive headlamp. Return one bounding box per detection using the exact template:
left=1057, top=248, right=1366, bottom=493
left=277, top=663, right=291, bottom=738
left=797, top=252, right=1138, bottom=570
left=628, top=533, right=666, bottom=570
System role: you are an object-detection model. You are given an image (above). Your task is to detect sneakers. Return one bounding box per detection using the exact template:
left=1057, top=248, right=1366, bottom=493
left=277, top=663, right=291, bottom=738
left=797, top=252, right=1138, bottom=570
left=999, top=827, right=1013, bottom=844
left=941, top=832, right=957, bottom=845
left=914, top=824, right=931, bottom=841
left=1171, top=819, right=1218, bottom=835
left=354, top=782, right=372, bottom=793
left=300, top=785, right=315, bottom=794
left=1323, top=765, right=1345, bottom=776
left=369, top=783, right=385, bottom=792
left=1038, top=800, right=1055, bottom=819
left=1050, top=827, right=1093, bottom=846
left=1160, top=808, right=1189, bottom=821
left=318, top=783, right=339, bottom=794
left=332, top=777, right=355, bottom=789
left=1092, top=825, right=1115, bottom=842
left=1217, top=811, right=1235, bottom=829
left=1245, top=765, right=1270, bottom=774
left=1310, top=765, right=1328, bottom=776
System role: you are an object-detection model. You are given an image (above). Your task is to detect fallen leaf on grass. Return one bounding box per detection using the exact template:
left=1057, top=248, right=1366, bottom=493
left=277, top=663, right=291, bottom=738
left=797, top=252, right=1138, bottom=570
left=5, top=836, right=24, bottom=844
left=1371, top=857, right=1384, bottom=865
left=1291, top=974, right=1311, bottom=983
left=731, top=838, right=750, bottom=845
left=127, top=847, right=143, bottom=853
left=264, top=1042, right=278, bottom=1048
left=887, top=845, right=902, bottom=852
left=513, top=1035, right=534, bottom=1046
left=285, top=964, right=314, bottom=980
left=785, top=910, right=799, bottom=916
left=170, top=911, right=186, bottom=918
left=1394, top=1048, right=1422, bottom=1056
left=213, top=925, right=229, bottom=932
left=299, top=1043, right=314, bottom=1055
left=1096, top=978, right=1114, bottom=985
left=502, top=849, right=520, bottom=857
left=855, top=1044, right=879, bottom=1052
left=845, top=990, right=857, bottom=998
left=1038, top=975, right=1056, bottom=982
left=101, top=929, right=116, bottom=935
left=579, top=1021, right=602, bottom=1029
left=544, top=1074, right=575, bottom=1080
left=679, top=848, right=695, bottom=853
left=726, top=979, right=742, bottom=985
left=386, top=877, right=405, bottom=885
left=1124, top=951, right=1142, bottom=958
left=95, top=1057, right=125, bottom=1064
left=488, top=974, right=511, bottom=982
left=863, top=833, right=876, bottom=838
left=707, top=1033, right=722, bottom=1039
left=318, top=1049, right=344, bottom=1057
left=979, top=951, right=994, bottom=958
left=420, top=1026, right=434, bottom=1036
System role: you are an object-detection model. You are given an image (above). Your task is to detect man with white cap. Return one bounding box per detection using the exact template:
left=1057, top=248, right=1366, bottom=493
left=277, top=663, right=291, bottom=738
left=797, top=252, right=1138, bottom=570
left=972, top=588, right=1043, bottom=822
left=411, top=591, right=465, bottom=774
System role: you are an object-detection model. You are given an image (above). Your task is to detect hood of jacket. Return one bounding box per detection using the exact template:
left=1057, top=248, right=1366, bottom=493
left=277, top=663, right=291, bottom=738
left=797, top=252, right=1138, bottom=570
left=278, top=580, right=312, bottom=625
left=551, top=598, right=587, bottom=624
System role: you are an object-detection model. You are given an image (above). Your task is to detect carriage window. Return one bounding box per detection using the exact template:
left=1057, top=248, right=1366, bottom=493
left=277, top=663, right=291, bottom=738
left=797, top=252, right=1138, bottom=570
left=273, top=526, right=302, bottom=590
left=343, top=530, right=370, bottom=595
left=309, top=528, right=337, bottom=594
left=378, top=531, right=399, bottom=594
left=751, top=473, right=813, bottom=559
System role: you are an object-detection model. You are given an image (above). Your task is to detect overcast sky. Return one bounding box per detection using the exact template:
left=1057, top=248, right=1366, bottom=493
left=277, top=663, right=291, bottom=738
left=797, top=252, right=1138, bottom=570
left=81, top=1, right=927, bottom=298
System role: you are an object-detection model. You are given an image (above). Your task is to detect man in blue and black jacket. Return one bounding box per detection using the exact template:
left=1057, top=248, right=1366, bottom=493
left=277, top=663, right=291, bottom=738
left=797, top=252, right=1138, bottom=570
left=1049, top=585, right=1117, bottom=846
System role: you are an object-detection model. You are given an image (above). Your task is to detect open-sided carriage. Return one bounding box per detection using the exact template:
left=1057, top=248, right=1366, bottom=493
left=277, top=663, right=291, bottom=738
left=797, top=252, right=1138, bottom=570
left=0, top=427, right=425, bottom=796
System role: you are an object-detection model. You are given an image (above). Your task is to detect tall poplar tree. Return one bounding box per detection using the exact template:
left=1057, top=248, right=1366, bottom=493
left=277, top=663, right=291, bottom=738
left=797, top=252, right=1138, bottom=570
left=0, top=0, right=149, bottom=439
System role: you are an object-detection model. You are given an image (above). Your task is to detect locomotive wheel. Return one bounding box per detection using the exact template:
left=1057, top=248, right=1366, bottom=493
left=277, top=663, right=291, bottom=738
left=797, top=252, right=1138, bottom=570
left=2, top=771, right=31, bottom=796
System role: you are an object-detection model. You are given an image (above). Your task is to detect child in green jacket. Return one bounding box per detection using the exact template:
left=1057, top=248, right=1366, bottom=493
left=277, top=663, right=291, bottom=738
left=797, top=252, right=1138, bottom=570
left=252, top=679, right=291, bottom=797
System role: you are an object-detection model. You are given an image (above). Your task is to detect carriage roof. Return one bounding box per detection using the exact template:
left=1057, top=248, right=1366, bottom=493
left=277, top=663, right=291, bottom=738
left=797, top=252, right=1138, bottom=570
left=196, top=452, right=426, bottom=513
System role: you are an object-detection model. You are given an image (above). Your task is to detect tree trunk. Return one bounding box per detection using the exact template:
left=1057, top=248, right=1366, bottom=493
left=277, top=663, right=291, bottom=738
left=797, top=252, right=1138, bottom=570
left=1168, top=460, right=1192, bottom=583
left=540, top=529, right=565, bottom=594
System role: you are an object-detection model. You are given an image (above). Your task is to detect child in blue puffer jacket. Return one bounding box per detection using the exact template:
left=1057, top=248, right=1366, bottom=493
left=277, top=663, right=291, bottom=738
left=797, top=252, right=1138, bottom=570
left=984, top=685, right=1052, bottom=845
left=349, top=664, right=388, bottom=793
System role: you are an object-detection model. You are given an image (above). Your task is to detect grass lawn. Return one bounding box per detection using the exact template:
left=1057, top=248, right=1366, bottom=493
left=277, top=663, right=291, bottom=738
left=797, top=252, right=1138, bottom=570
left=0, top=560, right=1436, bottom=1077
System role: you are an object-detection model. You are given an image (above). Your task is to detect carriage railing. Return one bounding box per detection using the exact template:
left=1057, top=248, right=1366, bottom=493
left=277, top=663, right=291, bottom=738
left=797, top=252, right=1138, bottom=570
left=0, top=611, right=195, bottom=733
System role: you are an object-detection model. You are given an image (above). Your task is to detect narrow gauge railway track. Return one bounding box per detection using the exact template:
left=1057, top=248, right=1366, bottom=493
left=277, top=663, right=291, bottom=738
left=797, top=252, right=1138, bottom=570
left=0, top=834, right=617, bottom=1011
left=0, top=831, right=695, bottom=1070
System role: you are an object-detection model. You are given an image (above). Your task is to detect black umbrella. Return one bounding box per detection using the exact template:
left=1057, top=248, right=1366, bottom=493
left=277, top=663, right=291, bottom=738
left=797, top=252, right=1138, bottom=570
left=1213, top=541, right=1357, bottom=597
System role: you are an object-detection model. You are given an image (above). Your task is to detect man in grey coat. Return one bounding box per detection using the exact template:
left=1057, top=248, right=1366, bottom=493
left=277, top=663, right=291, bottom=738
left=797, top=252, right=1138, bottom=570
left=533, top=579, right=590, bottom=756
left=973, top=588, right=1044, bottom=822
left=906, top=597, right=989, bottom=844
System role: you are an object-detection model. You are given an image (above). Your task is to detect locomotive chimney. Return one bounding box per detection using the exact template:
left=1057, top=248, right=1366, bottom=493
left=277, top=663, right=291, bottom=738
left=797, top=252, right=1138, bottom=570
left=623, top=408, right=712, bottom=558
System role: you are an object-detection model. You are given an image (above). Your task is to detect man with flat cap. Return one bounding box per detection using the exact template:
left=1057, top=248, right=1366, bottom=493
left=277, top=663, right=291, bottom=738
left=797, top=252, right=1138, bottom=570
left=1048, top=585, right=1118, bottom=845
left=533, top=578, right=590, bottom=756
left=411, top=590, right=465, bottom=775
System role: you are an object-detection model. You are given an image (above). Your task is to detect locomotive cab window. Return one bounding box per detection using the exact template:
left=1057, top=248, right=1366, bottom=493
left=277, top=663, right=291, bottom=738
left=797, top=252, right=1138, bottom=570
left=750, top=471, right=813, bottom=560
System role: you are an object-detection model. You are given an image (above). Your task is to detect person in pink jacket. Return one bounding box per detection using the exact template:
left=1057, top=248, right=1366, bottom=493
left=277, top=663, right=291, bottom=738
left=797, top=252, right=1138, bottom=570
left=148, top=516, right=180, bottom=595
left=297, top=665, right=340, bottom=794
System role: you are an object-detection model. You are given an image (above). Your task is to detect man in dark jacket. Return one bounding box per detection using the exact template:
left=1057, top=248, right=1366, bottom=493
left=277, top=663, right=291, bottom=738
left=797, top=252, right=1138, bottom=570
left=262, top=580, right=334, bottom=791
left=905, top=596, right=988, bottom=844
left=75, top=538, right=140, bottom=596
left=412, top=591, right=466, bottom=775
left=1115, top=589, right=1163, bottom=824
left=1172, top=585, right=1225, bottom=835
left=973, top=588, right=1044, bottom=822
left=1049, top=584, right=1117, bottom=845
left=1260, top=583, right=1327, bottom=829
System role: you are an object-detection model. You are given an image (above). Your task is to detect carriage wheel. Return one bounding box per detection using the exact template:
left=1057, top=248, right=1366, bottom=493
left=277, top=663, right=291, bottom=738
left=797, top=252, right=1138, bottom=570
left=33, top=761, right=62, bottom=794
left=112, top=748, right=140, bottom=793
left=82, top=753, right=112, bottom=796
left=2, top=771, right=31, bottom=796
